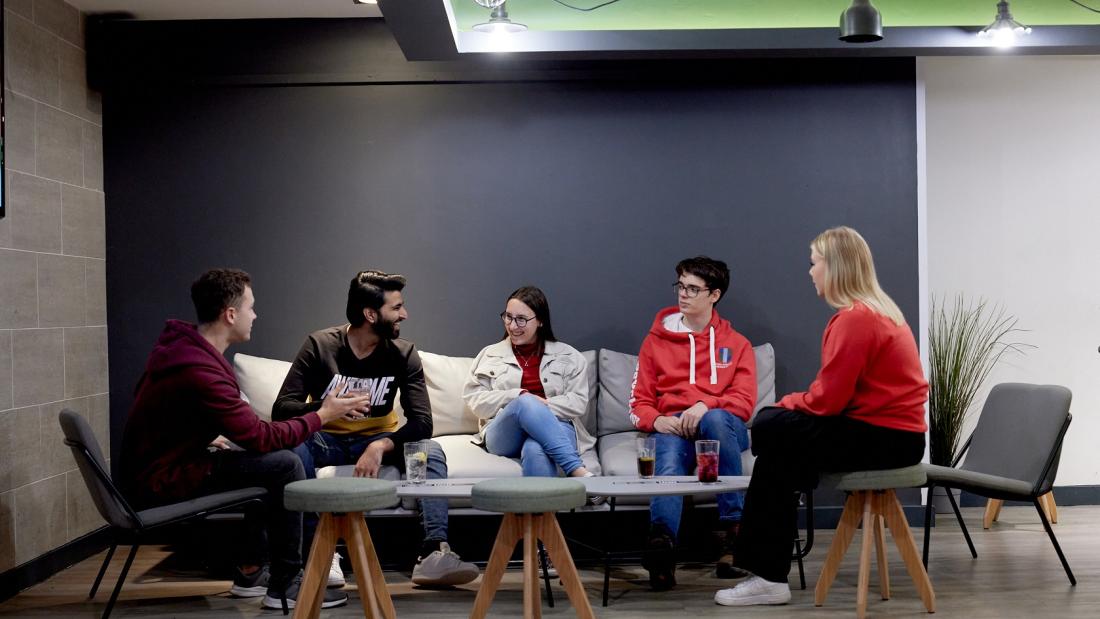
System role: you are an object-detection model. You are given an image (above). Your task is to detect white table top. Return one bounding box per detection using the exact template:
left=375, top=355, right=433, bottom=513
left=394, top=475, right=749, bottom=499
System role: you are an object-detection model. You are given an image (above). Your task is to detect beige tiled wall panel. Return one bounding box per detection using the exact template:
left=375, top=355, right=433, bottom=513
left=3, top=0, right=108, bottom=572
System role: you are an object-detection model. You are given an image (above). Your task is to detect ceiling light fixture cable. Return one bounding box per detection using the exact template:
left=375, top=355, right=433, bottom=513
left=548, top=0, right=624, bottom=11
left=1069, top=0, right=1100, bottom=14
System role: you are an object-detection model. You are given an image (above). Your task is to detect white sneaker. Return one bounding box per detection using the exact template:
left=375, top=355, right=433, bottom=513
left=411, top=542, right=480, bottom=586
left=328, top=553, right=345, bottom=588
left=714, top=576, right=791, bottom=606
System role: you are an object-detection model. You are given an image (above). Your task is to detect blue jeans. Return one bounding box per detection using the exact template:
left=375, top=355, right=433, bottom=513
left=484, top=395, right=584, bottom=477
left=650, top=409, right=749, bottom=541
left=294, top=431, right=450, bottom=549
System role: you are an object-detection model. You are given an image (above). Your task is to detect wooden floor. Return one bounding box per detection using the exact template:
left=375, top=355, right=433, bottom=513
left=2, top=505, right=1098, bottom=617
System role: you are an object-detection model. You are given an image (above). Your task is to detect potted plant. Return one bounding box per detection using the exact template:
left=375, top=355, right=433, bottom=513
left=927, top=295, right=1028, bottom=512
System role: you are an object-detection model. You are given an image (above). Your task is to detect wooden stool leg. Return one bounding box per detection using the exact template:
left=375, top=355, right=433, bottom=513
left=342, top=514, right=395, bottom=619
left=537, top=513, right=595, bottom=619
left=984, top=499, right=1004, bottom=529
left=471, top=514, right=523, bottom=619
left=815, top=492, right=865, bottom=606
left=522, top=514, right=541, bottom=619
left=873, top=495, right=890, bottom=600
left=856, top=492, right=875, bottom=619
left=296, top=513, right=338, bottom=619
left=881, top=490, right=936, bottom=614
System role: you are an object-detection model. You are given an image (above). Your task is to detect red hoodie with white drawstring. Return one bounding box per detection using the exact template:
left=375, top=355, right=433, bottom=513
left=629, top=307, right=757, bottom=432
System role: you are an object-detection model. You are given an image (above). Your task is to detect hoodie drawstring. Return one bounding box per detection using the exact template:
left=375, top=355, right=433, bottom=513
left=687, top=328, right=718, bottom=386
left=709, top=326, right=717, bottom=384
left=688, top=333, right=696, bottom=385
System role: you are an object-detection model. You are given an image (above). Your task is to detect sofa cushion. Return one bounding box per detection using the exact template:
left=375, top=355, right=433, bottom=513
left=416, top=351, right=480, bottom=437
left=234, top=353, right=292, bottom=422
left=596, top=343, right=776, bottom=437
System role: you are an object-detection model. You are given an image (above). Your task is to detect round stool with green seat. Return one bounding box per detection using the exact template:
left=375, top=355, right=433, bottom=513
left=470, top=478, right=593, bottom=619
left=814, top=465, right=935, bottom=619
left=284, top=477, right=398, bottom=619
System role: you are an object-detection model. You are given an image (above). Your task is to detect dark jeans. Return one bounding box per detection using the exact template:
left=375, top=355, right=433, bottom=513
left=294, top=431, right=450, bottom=557
left=200, top=449, right=306, bottom=586
left=732, top=407, right=925, bottom=584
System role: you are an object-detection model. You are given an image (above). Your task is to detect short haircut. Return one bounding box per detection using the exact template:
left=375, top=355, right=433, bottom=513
left=346, top=270, right=407, bottom=326
left=191, top=268, right=251, bottom=324
left=675, top=256, right=730, bottom=304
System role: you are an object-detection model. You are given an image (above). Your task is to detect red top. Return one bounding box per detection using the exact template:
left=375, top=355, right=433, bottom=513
left=778, top=302, right=928, bottom=433
left=514, top=342, right=545, bottom=398
left=629, top=307, right=757, bottom=432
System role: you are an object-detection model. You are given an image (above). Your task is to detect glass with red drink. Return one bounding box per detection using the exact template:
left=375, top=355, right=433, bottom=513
left=695, top=439, right=720, bottom=483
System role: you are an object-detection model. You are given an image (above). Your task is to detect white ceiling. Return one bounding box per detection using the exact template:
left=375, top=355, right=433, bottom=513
left=65, top=0, right=382, bottom=20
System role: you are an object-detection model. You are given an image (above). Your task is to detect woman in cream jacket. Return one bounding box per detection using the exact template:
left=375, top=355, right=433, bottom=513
left=462, top=286, right=595, bottom=477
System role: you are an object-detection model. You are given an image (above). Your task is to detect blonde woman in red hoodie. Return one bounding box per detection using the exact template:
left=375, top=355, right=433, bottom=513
left=629, top=256, right=758, bottom=591
left=714, top=226, right=928, bottom=607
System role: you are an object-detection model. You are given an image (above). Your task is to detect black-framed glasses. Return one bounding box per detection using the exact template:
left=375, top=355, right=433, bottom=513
left=672, top=282, right=710, bottom=298
left=501, top=312, right=535, bottom=328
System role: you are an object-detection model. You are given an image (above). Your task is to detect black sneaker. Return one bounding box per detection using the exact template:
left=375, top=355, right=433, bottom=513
left=262, top=571, right=348, bottom=611
left=230, top=565, right=270, bottom=598
left=641, top=530, right=676, bottom=591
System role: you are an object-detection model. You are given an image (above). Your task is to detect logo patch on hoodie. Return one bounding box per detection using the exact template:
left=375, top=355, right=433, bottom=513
left=716, top=347, right=733, bottom=368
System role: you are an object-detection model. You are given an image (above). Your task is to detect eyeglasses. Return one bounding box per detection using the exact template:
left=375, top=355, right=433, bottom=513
left=501, top=312, right=535, bottom=328
left=672, top=282, right=710, bottom=298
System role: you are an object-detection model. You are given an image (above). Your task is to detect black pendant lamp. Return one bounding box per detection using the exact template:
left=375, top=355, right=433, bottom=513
left=839, top=0, right=883, bottom=43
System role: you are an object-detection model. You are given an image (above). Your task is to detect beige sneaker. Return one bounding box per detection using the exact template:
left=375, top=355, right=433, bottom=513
left=328, top=553, right=345, bottom=588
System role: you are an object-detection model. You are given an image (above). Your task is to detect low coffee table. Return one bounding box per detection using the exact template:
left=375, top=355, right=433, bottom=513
left=578, top=475, right=750, bottom=606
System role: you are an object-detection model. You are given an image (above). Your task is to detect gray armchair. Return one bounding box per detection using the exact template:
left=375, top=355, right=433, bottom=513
left=59, top=409, right=268, bottom=619
left=920, top=383, right=1074, bottom=585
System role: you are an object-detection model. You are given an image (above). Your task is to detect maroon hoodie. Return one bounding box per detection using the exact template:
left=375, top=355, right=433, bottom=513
left=120, top=319, right=321, bottom=505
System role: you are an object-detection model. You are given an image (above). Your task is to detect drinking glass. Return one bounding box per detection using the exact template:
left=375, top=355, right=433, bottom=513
left=636, top=435, right=657, bottom=478
left=695, top=439, right=720, bottom=483
left=404, top=441, right=429, bottom=484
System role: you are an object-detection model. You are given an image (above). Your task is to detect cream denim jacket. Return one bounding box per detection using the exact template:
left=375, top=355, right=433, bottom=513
left=461, top=339, right=595, bottom=457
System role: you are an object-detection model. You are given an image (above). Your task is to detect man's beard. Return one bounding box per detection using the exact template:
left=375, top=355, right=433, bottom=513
left=375, top=317, right=401, bottom=340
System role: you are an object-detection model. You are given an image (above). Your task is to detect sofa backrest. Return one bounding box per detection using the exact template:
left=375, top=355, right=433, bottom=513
left=595, top=343, right=776, bottom=437
left=234, top=353, right=291, bottom=422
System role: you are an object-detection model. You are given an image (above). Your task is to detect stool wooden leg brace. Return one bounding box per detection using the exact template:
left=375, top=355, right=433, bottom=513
left=297, top=512, right=396, bottom=619
left=815, top=490, right=935, bottom=618
left=470, top=512, right=595, bottom=619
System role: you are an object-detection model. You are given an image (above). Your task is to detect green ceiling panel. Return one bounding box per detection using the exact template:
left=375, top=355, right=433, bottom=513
left=449, top=0, right=1100, bottom=32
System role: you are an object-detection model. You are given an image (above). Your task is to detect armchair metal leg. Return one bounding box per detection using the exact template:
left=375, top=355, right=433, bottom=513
left=537, top=540, right=555, bottom=608
left=89, top=542, right=117, bottom=599
left=101, top=544, right=139, bottom=619
left=922, top=486, right=934, bottom=567
left=1034, top=498, right=1076, bottom=586
left=945, top=487, right=978, bottom=558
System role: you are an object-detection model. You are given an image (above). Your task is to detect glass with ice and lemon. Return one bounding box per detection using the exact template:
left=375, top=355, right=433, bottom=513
left=404, top=441, right=429, bottom=484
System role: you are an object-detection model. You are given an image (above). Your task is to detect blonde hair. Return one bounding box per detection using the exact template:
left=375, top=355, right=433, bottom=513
left=811, top=226, right=905, bottom=326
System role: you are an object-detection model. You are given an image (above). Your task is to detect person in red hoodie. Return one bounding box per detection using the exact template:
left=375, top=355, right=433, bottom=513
left=629, top=256, right=757, bottom=591
left=714, top=227, right=928, bottom=607
left=120, top=269, right=360, bottom=611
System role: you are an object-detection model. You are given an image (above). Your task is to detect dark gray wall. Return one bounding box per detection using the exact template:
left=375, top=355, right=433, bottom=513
left=101, top=20, right=918, bottom=463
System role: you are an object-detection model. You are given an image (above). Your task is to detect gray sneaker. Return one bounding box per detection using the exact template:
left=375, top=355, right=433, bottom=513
left=411, top=542, right=479, bottom=586
left=262, top=571, right=348, bottom=611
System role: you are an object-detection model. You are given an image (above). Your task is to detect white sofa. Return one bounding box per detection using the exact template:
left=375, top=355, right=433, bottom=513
left=234, top=344, right=775, bottom=507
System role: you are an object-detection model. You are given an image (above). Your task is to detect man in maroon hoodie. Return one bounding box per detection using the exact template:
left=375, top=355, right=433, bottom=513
left=629, top=256, right=757, bottom=591
left=120, top=269, right=360, bottom=610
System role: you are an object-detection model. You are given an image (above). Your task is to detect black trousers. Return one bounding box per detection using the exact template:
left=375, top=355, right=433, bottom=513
left=732, top=407, right=925, bottom=583
left=202, top=449, right=307, bottom=586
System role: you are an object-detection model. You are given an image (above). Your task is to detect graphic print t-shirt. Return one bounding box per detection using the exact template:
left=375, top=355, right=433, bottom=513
left=272, top=326, right=433, bottom=442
